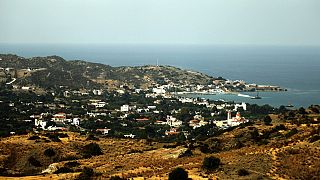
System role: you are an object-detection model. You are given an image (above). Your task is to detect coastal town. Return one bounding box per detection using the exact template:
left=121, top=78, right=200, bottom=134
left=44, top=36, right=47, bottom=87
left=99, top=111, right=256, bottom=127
left=0, top=55, right=284, bottom=139
left=0, top=55, right=319, bottom=179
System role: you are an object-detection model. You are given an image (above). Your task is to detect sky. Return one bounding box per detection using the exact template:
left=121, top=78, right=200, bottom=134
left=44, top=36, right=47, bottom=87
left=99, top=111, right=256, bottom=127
left=1, top=0, right=320, bottom=46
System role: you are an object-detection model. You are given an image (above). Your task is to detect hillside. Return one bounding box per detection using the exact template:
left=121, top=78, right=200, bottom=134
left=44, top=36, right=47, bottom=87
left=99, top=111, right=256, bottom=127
left=0, top=54, right=213, bottom=90
left=0, top=119, right=319, bottom=179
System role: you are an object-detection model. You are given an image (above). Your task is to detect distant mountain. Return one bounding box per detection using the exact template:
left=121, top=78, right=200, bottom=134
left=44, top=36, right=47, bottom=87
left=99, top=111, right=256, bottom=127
left=0, top=54, right=215, bottom=90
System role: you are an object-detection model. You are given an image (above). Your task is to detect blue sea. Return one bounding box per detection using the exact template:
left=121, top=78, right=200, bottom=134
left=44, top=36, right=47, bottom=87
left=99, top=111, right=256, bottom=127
left=1, top=43, right=320, bottom=108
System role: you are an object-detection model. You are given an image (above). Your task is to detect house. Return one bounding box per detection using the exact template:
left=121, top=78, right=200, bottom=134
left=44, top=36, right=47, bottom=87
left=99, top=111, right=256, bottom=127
left=92, top=89, right=103, bottom=96
left=227, top=111, right=248, bottom=127
left=72, top=118, right=80, bottom=126
left=52, top=113, right=66, bottom=122
left=35, top=119, right=47, bottom=129
left=214, top=111, right=249, bottom=128
left=234, top=102, right=247, bottom=111
left=124, top=134, right=136, bottom=138
left=136, top=118, right=150, bottom=122
left=165, top=128, right=180, bottom=135
left=153, top=87, right=166, bottom=94
left=96, top=128, right=111, bottom=135
left=166, top=116, right=183, bottom=128
left=121, top=104, right=129, bottom=112
left=21, top=86, right=31, bottom=90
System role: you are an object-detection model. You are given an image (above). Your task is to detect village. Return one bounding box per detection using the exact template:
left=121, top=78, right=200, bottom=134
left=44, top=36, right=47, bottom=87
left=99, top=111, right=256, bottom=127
left=0, top=81, right=253, bottom=141
left=0, top=61, right=281, bottom=140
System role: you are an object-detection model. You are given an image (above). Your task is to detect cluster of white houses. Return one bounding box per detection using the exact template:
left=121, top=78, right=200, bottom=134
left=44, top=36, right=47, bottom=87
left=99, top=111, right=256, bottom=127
left=33, top=113, right=80, bottom=131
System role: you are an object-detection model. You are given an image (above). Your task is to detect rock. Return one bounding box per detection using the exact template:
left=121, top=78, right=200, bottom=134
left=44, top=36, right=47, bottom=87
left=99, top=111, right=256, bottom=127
left=42, top=163, right=60, bottom=174
left=163, top=147, right=192, bottom=159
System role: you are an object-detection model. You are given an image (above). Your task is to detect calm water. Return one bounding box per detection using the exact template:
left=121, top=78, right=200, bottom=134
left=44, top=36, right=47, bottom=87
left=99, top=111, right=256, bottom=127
left=1, top=43, right=320, bottom=108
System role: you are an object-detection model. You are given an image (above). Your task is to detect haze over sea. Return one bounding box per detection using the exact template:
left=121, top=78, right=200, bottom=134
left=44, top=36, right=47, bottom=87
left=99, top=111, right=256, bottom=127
left=1, top=43, right=320, bottom=108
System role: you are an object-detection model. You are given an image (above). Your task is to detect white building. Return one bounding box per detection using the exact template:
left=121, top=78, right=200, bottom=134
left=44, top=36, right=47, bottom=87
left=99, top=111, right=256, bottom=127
left=121, top=104, right=130, bottom=112
left=93, top=89, right=103, bottom=96
left=153, top=87, right=166, bottom=94
left=72, top=118, right=80, bottom=126
left=234, top=102, right=247, bottom=111
left=35, top=119, right=47, bottom=129
left=214, top=111, right=249, bottom=128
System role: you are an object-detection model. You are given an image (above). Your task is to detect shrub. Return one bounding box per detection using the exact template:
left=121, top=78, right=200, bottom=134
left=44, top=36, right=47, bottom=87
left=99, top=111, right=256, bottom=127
left=54, top=167, right=73, bottom=174
left=28, top=135, right=40, bottom=140
left=64, top=161, right=80, bottom=168
left=238, top=168, right=250, bottom=176
left=58, top=133, right=69, bottom=138
left=44, top=148, right=56, bottom=157
left=309, top=135, right=320, bottom=143
left=274, top=124, right=286, bottom=131
left=110, top=176, right=126, bottom=180
left=76, top=167, right=94, bottom=180
left=28, top=156, right=42, bottom=167
left=48, top=134, right=61, bottom=142
left=202, top=156, right=220, bottom=171
left=86, top=134, right=99, bottom=141
left=263, top=115, right=272, bottom=125
left=168, top=167, right=188, bottom=180
left=285, top=128, right=298, bottom=138
left=82, top=143, right=103, bottom=158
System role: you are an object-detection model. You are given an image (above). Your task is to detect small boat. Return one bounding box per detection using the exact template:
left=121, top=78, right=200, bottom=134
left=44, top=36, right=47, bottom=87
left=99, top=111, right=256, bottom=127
left=251, top=92, right=262, bottom=99
left=286, top=104, right=294, bottom=108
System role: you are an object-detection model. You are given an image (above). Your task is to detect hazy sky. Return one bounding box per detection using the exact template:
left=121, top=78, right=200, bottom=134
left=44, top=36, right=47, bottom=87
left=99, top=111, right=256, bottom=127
left=1, top=0, right=320, bottom=46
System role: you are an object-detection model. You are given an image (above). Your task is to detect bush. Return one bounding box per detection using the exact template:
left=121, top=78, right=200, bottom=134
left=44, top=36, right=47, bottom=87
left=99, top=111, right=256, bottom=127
left=28, top=156, right=42, bottom=167
left=309, top=135, right=320, bottom=143
left=76, top=167, right=94, bottom=180
left=238, top=168, right=250, bottom=176
left=44, top=148, right=56, bottom=157
left=64, top=161, right=80, bottom=168
left=168, top=167, right=189, bottom=180
left=263, top=115, right=272, bottom=125
left=48, top=134, right=61, bottom=142
left=54, top=167, right=73, bottom=174
left=82, top=143, right=103, bottom=158
left=202, top=156, right=220, bottom=171
left=86, top=134, right=99, bottom=141
left=110, top=176, right=126, bottom=180
left=285, top=128, right=298, bottom=138
left=274, top=124, right=286, bottom=131
left=28, top=135, right=40, bottom=140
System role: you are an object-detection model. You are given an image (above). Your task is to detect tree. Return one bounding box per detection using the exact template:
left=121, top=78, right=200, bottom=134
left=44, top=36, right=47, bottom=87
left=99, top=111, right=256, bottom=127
left=298, top=107, right=307, bottom=115
left=263, top=115, right=272, bottom=125
left=82, top=143, right=103, bottom=158
left=202, top=156, right=220, bottom=171
left=168, top=167, right=189, bottom=180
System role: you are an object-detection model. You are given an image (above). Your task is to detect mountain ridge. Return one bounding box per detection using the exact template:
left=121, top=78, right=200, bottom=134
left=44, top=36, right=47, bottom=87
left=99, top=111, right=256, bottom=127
left=0, top=54, right=214, bottom=90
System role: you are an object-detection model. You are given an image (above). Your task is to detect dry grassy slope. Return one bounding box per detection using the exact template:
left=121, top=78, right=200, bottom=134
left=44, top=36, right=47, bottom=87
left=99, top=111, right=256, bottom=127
left=0, top=122, right=319, bottom=180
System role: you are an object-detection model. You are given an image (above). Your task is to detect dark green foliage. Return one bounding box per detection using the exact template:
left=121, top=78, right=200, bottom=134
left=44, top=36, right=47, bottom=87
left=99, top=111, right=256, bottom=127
left=274, top=124, right=286, bottom=131
left=28, top=156, right=42, bottom=167
left=54, top=167, right=73, bottom=174
left=44, top=148, right=56, bottom=157
left=86, top=134, right=99, bottom=141
left=28, top=135, right=40, bottom=140
left=110, top=176, right=126, bottom=180
left=82, top=143, right=103, bottom=158
left=238, top=168, right=250, bottom=176
left=202, top=156, right=221, bottom=171
left=285, top=128, right=298, bottom=138
left=76, top=167, right=94, bottom=180
left=263, top=115, right=272, bottom=125
left=298, top=107, right=307, bottom=114
left=64, top=161, right=80, bottom=168
left=309, top=135, right=320, bottom=143
left=168, top=167, right=189, bottom=180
